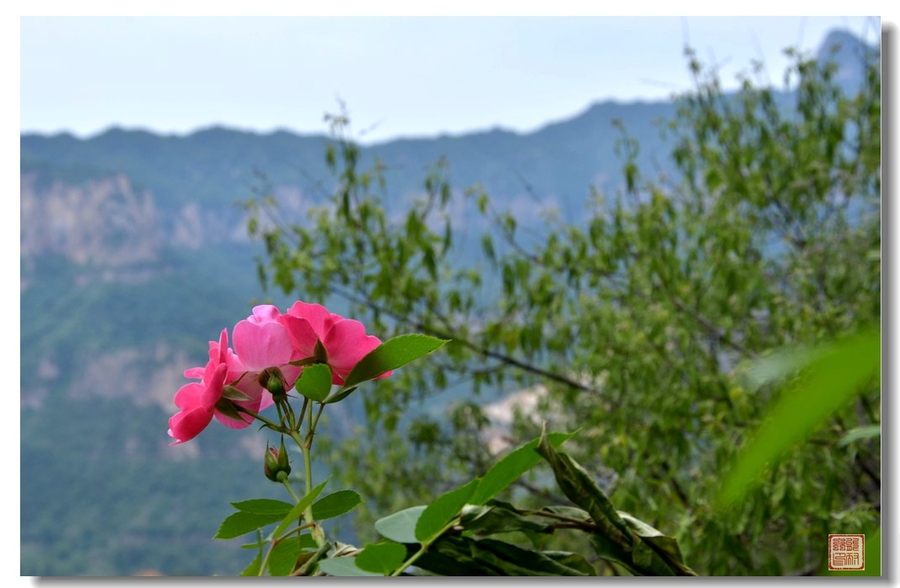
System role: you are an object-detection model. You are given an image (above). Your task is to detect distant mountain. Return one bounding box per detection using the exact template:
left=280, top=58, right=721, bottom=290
left=815, top=28, right=880, bottom=94
left=19, top=28, right=879, bottom=576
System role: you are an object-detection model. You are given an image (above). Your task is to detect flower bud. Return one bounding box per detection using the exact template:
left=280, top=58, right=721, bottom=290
left=313, top=339, right=329, bottom=364
left=258, top=367, right=287, bottom=401
left=264, top=439, right=291, bottom=483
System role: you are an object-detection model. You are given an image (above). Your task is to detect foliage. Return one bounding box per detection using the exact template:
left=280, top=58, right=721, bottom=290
left=246, top=44, right=880, bottom=575
left=717, top=325, right=881, bottom=576
left=170, top=305, right=697, bottom=577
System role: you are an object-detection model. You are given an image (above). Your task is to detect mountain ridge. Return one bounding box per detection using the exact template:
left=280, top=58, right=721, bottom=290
left=19, top=26, right=879, bottom=576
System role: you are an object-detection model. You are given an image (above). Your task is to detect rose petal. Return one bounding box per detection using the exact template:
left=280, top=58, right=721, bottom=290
left=285, top=301, right=337, bottom=340
left=323, top=319, right=383, bottom=381
left=168, top=405, right=214, bottom=444
left=233, top=320, right=294, bottom=372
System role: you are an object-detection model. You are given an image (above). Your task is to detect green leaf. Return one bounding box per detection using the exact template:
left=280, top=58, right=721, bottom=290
left=620, top=512, right=695, bottom=576
left=267, top=536, right=306, bottom=576
left=374, top=505, right=426, bottom=544
left=543, top=551, right=597, bottom=575
left=534, top=424, right=697, bottom=575
left=838, top=424, right=881, bottom=447
left=738, top=346, right=821, bottom=390
left=718, top=326, right=880, bottom=506
left=411, top=536, right=492, bottom=575
left=311, top=489, right=362, bottom=521
left=471, top=430, right=574, bottom=506
left=239, top=551, right=263, bottom=576
left=271, top=479, right=328, bottom=538
left=222, top=385, right=252, bottom=402
left=354, top=541, right=408, bottom=575
left=535, top=426, right=633, bottom=549
left=471, top=539, right=592, bottom=575
left=295, top=363, right=333, bottom=402
left=588, top=533, right=639, bottom=575
left=317, top=557, right=381, bottom=576
left=459, top=502, right=553, bottom=537
left=230, top=498, right=293, bottom=516
left=426, top=536, right=593, bottom=576
left=342, top=334, right=449, bottom=388
left=214, top=397, right=244, bottom=422
left=214, top=511, right=288, bottom=540
left=540, top=505, right=592, bottom=522
left=322, top=386, right=356, bottom=405
left=415, top=478, right=479, bottom=543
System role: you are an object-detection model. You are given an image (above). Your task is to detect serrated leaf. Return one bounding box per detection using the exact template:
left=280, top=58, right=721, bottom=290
left=317, top=557, right=381, bottom=576
left=415, top=478, right=479, bottom=543
left=354, top=542, right=408, bottom=575
left=374, top=505, right=426, bottom=544
left=311, top=489, right=362, bottom=521
left=342, top=334, right=449, bottom=388
left=470, top=430, right=574, bottom=506
left=231, top=498, right=293, bottom=516
left=215, top=511, right=287, bottom=540
left=295, top=363, right=332, bottom=402
left=239, top=551, right=262, bottom=576
left=267, top=536, right=306, bottom=576
left=271, top=479, right=328, bottom=538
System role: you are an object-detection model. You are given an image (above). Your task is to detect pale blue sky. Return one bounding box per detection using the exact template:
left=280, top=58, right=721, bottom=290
left=19, top=15, right=881, bottom=144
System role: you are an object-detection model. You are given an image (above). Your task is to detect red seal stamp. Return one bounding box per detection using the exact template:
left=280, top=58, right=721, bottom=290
left=828, top=534, right=865, bottom=571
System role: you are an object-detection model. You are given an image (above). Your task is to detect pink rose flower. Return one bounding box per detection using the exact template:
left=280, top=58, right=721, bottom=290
left=281, top=301, right=389, bottom=385
left=167, top=329, right=270, bottom=444
left=232, top=304, right=303, bottom=390
left=168, top=301, right=391, bottom=444
left=167, top=362, right=228, bottom=445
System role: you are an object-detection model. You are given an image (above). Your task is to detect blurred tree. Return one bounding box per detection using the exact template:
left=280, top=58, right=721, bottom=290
left=245, top=44, right=880, bottom=575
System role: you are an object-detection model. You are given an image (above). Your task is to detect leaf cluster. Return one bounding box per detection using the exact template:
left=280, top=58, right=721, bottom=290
left=245, top=46, right=880, bottom=574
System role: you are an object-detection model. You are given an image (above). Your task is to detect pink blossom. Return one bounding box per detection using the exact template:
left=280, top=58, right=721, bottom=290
left=167, top=329, right=269, bottom=444
left=168, top=301, right=391, bottom=444
left=167, top=362, right=227, bottom=444
left=232, top=304, right=303, bottom=389
left=282, top=301, right=389, bottom=385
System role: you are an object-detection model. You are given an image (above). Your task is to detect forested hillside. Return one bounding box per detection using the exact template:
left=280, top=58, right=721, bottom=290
left=20, top=29, right=878, bottom=576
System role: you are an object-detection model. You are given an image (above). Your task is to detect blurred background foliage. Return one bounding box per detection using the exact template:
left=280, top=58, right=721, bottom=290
left=246, top=46, right=880, bottom=575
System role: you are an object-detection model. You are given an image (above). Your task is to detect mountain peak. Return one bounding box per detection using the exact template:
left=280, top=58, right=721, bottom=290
left=814, top=28, right=879, bottom=94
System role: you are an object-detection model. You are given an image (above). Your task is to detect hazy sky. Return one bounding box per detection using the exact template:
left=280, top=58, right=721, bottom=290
left=19, top=15, right=881, bottom=144
left=18, top=15, right=883, bottom=145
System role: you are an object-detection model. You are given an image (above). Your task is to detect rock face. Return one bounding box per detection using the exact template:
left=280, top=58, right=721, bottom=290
left=20, top=172, right=161, bottom=267
left=19, top=169, right=255, bottom=269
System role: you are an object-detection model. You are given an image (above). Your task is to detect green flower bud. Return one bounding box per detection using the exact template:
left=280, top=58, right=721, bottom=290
left=313, top=339, right=329, bottom=364
left=264, top=439, right=291, bottom=482
left=258, top=367, right=287, bottom=401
